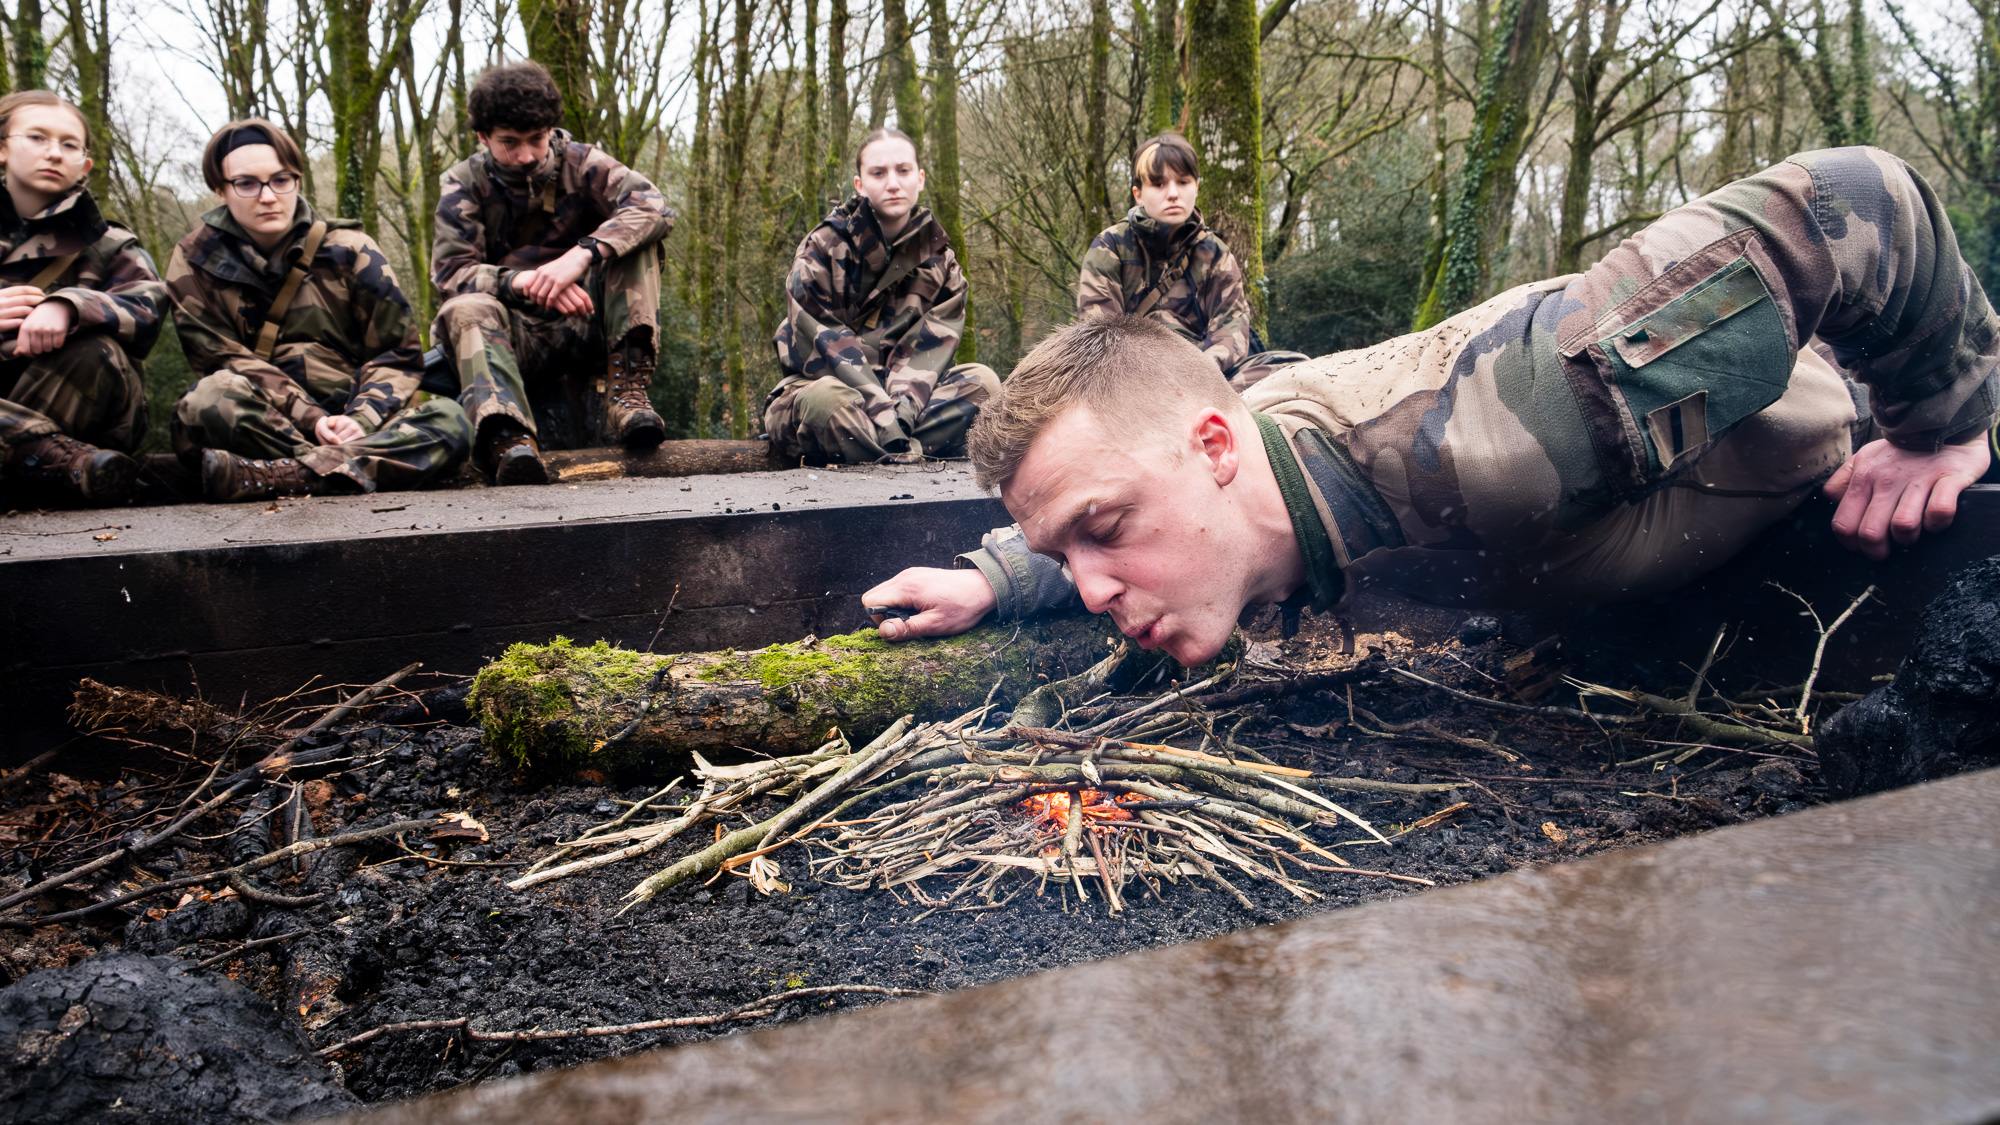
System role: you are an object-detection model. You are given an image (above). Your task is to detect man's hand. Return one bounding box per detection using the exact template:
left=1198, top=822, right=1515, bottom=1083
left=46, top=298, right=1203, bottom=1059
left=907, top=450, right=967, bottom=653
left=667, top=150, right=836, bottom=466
left=862, top=567, right=998, bottom=641
left=16, top=298, right=73, bottom=357
left=315, top=414, right=366, bottom=446
left=0, top=285, right=43, bottom=333
left=511, top=246, right=596, bottom=317
left=1824, top=434, right=1990, bottom=560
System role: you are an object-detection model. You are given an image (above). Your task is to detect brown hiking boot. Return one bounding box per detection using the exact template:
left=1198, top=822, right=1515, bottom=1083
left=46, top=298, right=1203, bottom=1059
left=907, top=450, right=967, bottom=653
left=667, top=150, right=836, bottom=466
left=605, top=351, right=666, bottom=447
left=486, top=424, right=548, bottom=486
left=200, top=449, right=326, bottom=503
left=9, top=433, right=139, bottom=506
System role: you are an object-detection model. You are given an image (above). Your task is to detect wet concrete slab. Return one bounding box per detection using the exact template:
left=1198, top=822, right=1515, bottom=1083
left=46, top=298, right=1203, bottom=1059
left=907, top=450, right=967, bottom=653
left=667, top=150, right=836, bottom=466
left=342, top=765, right=2000, bottom=1125
left=0, top=463, right=1006, bottom=755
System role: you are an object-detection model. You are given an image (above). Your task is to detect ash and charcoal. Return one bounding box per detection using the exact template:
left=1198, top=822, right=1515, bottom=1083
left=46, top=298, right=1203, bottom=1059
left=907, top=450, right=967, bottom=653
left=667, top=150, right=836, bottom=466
left=4, top=571, right=1996, bottom=1122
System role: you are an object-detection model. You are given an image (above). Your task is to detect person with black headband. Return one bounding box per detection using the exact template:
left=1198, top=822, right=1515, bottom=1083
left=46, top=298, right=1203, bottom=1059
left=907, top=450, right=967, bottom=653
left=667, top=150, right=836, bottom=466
left=164, top=118, right=471, bottom=501
left=0, top=90, right=166, bottom=508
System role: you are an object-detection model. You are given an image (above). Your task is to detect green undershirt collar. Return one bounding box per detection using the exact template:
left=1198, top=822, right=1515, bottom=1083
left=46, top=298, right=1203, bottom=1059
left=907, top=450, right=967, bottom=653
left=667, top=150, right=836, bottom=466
left=1254, top=412, right=1342, bottom=611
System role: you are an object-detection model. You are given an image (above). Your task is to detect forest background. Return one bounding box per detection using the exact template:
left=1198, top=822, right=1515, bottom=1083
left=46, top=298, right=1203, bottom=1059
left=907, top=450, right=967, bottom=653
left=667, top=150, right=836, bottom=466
left=10, top=0, right=1999, bottom=449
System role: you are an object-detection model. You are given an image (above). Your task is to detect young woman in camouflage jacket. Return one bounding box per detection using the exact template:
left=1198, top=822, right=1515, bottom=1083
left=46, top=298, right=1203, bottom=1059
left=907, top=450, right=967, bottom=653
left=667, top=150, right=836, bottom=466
left=1077, top=134, right=1305, bottom=387
left=0, top=91, right=167, bottom=507
left=764, top=127, right=1001, bottom=464
left=167, top=119, right=471, bottom=502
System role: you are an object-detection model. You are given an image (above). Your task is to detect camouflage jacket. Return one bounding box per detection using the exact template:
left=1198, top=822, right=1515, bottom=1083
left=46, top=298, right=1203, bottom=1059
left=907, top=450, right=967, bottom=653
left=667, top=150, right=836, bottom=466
left=167, top=201, right=425, bottom=435
left=772, top=195, right=969, bottom=439
left=0, top=182, right=164, bottom=358
left=432, top=129, right=675, bottom=305
left=1077, top=206, right=1252, bottom=375
left=972, top=147, right=2000, bottom=618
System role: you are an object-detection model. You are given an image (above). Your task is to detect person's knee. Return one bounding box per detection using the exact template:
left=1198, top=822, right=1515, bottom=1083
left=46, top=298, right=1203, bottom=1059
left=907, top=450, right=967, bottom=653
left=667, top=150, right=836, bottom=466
left=435, top=294, right=506, bottom=340
left=951, top=363, right=1003, bottom=403
left=411, top=396, right=475, bottom=446
left=175, top=372, right=258, bottom=422
left=795, top=377, right=864, bottom=429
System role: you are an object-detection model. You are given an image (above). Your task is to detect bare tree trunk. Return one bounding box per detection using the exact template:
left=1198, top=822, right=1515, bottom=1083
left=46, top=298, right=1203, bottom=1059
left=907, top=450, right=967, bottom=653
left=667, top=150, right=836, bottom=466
left=1412, top=0, right=1551, bottom=330
left=825, top=0, right=848, bottom=197
left=520, top=0, right=593, bottom=135
left=691, top=0, right=722, bottom=433
left=12, top=0, right=45, bottom=90
left=719, top=0, right=756, bottom=437
left=927, top=0, right=973, bottom=361
left=1085, top=0, right=1112, bottom=229
left=1184, top=0, right=1266, bottom=327
left=882, top=0, right=922, bottom=150
left=1144, top=0, right=1176, bottom=133
left=62, top=0, right=112, bottom=201
left=804, top=0, right=822, bottom=206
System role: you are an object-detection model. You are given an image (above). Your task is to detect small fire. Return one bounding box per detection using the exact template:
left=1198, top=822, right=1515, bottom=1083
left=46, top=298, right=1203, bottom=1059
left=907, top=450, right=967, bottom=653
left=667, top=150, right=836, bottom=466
left=1019, top=789, right=1141, bottom=830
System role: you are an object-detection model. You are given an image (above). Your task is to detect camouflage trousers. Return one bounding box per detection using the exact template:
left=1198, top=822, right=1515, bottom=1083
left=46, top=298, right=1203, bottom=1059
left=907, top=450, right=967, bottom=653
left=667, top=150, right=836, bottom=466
left=433, top=248, right=661, bottom=460
left=763, top=362, right=1002, bottom=463
left=0, top=334, right=146, bottom=456
left=1250, top=147, right=1997, bottom=610
left=172, top=370, right=472, bottom=493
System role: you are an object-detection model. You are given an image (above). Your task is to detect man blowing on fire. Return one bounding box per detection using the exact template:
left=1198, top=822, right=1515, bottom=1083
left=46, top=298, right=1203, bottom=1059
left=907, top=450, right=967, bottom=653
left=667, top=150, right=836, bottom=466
left=431, top=61, right=675, bottom=485
left=863, top=147, right=1998, bottom=666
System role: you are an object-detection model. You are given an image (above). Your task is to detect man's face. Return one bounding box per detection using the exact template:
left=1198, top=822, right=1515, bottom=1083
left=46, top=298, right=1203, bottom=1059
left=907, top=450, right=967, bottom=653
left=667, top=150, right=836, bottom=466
left=1003, top=403, right=1252, bottom=666
left=480, top=127, right=552, bottom=169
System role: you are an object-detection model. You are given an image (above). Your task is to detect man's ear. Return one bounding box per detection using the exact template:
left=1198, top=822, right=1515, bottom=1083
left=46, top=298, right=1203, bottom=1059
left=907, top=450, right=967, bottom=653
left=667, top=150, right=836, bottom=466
left=1190, top=408, right=1240, bottom=488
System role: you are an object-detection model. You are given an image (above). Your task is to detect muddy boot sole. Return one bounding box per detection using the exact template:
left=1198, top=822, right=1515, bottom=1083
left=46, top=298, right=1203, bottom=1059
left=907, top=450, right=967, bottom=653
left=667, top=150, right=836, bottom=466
left=617, top=408, right=666, bottom=449
left=492, top=443, right=550, bottom=486
left=78, top=449, right=141, bottom=506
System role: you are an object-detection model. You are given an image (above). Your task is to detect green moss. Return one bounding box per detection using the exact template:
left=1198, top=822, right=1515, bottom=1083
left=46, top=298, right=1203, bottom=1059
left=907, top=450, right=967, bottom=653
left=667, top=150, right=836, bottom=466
left=468, top=635, right=658, bottom=774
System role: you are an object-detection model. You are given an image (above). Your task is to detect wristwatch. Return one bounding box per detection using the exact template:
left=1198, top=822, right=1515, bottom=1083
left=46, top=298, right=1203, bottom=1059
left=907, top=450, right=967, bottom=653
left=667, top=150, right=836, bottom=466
left=575, top=236, right=607, bottom=260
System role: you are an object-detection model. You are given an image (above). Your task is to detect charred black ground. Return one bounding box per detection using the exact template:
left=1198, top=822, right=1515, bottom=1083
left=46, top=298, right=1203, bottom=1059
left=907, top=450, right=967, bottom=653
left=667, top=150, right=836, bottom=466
left=0, top=612, right=1833, bottom=1118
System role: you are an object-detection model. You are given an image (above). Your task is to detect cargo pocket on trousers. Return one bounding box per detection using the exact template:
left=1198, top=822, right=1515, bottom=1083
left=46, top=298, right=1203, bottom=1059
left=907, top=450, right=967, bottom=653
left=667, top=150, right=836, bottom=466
left=1595, top=256, right=1791, bottom=477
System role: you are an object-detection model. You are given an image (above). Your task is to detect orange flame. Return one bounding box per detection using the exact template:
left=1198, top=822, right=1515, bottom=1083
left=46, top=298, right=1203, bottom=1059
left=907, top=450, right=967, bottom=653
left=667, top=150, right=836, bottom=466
left=1019, top=789, right=1141, bottom=831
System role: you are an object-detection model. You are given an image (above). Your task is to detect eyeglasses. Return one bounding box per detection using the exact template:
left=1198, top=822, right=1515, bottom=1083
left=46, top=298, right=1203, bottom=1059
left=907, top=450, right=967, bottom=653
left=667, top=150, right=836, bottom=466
left=6, top=132, right=87, bottom=163
left=227, top=172, right=301, bottom=198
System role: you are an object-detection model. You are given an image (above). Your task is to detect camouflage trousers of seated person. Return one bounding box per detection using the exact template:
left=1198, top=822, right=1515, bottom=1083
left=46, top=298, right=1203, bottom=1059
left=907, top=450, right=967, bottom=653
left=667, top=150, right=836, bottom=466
left=0, top=334, right=146, bottom=459
left=763, top=362, right=1002, bottom=463
left=433, top=248, right=661, bottom=456
left=1228, top=349, right=1310, bottom=389
left=172, top=371, right=472, bottom=492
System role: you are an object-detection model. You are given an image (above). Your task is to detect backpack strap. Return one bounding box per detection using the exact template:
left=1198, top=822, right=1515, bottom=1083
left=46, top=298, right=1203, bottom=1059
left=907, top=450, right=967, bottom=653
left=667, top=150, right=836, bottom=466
left=254, top=220, right=328, bottom=361
left=26, top=252, right=79, bottom=291
left=1132, top=244, right=1193, bottom=318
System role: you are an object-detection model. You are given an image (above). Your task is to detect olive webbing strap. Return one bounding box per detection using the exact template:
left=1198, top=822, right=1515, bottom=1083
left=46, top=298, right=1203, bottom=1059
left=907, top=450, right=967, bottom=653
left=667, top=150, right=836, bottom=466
left=25, top=252, right=79, bottom=291
left=1131, top=247, right=1191, bottom=318
left=253, top=220, right=328, bottom=361
left=1254, top=412, right=1343, bottom=611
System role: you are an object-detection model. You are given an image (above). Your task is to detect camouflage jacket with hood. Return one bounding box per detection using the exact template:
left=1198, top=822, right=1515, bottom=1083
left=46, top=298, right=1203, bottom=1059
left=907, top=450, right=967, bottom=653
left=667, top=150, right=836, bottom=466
left=1077, top=206, right=1252, bottom=375
left=432, top=128, right=675, bottom=306
left=772, top=195, right=970, bottom=441
left=0, top=182, right=164, bottom=359
left=166, top=200, right=425, bottom=435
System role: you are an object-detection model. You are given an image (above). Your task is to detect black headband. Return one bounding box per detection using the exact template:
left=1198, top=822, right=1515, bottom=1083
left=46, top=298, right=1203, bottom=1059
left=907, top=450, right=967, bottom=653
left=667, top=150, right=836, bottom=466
left=218, top=126, right=274, bottom=157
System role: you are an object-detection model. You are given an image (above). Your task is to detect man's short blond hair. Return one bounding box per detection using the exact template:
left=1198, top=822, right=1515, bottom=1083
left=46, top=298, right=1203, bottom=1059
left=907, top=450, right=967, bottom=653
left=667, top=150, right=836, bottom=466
left=969, top=314, right=1250, bottom=491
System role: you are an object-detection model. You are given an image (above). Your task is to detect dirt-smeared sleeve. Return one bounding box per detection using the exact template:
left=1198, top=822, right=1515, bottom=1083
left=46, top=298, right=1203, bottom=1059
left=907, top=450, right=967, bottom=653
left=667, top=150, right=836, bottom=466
left=165, top=241, right=325, bottom=432
left=957, top=523, right=1081, bottom=621
left=48, top=234, right=165, bottom=357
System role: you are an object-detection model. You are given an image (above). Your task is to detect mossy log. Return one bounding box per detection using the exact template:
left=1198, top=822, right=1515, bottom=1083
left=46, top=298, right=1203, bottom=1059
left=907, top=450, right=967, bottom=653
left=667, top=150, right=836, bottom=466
left=469, top=617, right=1132, bottom=777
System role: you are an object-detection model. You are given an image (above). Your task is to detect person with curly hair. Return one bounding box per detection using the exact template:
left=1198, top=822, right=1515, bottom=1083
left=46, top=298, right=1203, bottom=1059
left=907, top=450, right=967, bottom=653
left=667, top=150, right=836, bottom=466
left=430, top=61, right=676, bottom=485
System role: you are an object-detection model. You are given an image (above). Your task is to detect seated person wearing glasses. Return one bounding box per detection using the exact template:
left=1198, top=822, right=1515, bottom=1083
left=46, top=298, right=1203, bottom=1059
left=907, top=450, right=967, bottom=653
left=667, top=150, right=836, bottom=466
left=167, top=118, right=471, bottom=501
left=0, top=91, right=167, bottom=507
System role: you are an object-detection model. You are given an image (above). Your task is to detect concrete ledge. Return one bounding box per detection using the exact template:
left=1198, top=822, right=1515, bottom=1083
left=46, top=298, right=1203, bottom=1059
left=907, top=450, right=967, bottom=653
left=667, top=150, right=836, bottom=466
left=0, top=464, right=1005, bottom=755
left=344, top=767, right=2000, bottom=1124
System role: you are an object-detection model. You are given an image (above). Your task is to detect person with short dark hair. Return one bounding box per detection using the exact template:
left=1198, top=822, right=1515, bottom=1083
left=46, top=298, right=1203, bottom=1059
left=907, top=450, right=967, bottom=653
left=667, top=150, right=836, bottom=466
left=764, top=127, right=1001, bottom=464
left=0, top=90, right=166, bottom=507
left=1077, top=133, right=1305, bottom=387
left=165, top=118, right=471, bottom=502
left=431, top=60, right=677, bottom=485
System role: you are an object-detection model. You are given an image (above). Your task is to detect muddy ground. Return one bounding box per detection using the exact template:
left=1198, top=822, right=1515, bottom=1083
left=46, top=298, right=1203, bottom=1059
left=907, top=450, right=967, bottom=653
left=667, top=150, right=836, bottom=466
left=0, top=612, right=1826, bottom=1114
